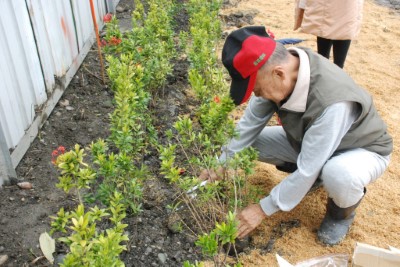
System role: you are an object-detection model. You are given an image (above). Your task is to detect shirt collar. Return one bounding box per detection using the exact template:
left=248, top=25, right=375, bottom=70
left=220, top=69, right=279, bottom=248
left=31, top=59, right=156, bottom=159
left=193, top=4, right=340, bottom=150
left=281, top=47, right=310, bottom=112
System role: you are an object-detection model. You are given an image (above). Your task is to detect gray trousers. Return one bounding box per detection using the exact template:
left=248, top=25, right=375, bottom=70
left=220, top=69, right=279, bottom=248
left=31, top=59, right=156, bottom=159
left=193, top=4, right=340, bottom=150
left=252, top=126, right=391, bottom=208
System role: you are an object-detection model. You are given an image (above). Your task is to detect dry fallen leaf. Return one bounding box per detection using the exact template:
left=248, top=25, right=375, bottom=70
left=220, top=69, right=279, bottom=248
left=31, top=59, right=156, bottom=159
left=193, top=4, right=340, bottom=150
left=39, top=232, right=55, bottom=264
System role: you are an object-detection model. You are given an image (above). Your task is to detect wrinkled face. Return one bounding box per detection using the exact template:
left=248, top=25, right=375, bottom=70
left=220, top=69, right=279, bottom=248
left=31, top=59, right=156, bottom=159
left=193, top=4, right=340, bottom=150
left=253, top=67, right=286, bottom=104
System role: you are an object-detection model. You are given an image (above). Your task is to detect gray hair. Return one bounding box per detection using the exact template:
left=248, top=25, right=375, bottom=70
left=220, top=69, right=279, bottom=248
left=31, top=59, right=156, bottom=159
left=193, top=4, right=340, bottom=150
left=261, top=42, right=290, bottom=70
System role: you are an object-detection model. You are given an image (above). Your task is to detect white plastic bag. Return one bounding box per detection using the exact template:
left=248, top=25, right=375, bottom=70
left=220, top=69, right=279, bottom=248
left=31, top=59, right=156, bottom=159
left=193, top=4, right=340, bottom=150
left=277, top=253, right=349, bottom=267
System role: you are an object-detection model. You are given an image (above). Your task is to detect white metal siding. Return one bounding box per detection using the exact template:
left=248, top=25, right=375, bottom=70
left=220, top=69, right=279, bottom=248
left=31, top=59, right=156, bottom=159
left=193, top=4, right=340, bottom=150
left=71, top=0, right=107, bottom=52
left=26, top=0, right=79, bottom=90
left=0, top=0, right=119, bottom=171
left=72, top=0, right=95, bottom=51
left=0, top=0, right=46, bottom=148
left=106, top=0, right=119, bottom=12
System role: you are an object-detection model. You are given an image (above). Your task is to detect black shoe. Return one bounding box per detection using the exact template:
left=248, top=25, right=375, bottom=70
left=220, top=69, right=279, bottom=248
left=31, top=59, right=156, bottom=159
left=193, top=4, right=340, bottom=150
left=317, top=211, right=355, bottom=245
left=318, top=194, right=364, bottom=246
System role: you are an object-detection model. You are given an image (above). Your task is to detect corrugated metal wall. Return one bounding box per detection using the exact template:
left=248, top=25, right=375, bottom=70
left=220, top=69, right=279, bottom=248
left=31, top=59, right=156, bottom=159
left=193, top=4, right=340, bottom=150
left=0, top=0, right=119, bottom=175
left=0, top=0, right=46, bottom=149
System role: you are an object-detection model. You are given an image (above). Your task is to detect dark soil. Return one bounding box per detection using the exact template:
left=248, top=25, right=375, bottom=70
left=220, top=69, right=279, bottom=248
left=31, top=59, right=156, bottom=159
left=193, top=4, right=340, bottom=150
left=0, top=49, right=116, bottom=265
left=0, top=0, right=271, bottom=266
left=0, top=1, right=202, bottom=266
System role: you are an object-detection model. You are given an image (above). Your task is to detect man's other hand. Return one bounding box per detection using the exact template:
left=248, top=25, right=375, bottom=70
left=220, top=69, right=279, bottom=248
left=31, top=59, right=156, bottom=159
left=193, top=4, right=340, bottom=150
left=237, top=204, right=267, bottom=239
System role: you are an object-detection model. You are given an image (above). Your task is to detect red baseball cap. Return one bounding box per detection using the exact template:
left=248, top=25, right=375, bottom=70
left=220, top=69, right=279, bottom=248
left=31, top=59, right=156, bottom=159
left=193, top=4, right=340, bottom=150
left=222, top=26, right=276, bottom=105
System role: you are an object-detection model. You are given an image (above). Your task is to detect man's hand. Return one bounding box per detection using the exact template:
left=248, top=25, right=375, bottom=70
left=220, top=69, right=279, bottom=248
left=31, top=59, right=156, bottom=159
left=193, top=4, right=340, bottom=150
left=198, top=167, right=225, bottom=181
left=237, top=204, right=267, bottom=239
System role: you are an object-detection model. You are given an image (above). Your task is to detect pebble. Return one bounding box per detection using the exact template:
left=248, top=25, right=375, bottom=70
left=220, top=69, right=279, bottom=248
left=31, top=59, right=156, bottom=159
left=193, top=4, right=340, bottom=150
left=157, top=253, right=167, bottom=264
left=172, top=251, right=181, bottom=261
left=101, top=100, right=113, bottom=108
left=116, top=5, right=127, bottom=13
left=145, top=247, right=152, bottom=255
left=0, top=255, right=8, bottom=265
left=0, top=246, right=4, bottom=253
left=17, top=182, right=33, bottom=189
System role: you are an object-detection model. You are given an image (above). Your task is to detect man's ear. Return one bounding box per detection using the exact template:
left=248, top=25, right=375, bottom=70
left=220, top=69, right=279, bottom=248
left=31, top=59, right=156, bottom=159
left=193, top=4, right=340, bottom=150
left=273, top=66, right=285, bottom=81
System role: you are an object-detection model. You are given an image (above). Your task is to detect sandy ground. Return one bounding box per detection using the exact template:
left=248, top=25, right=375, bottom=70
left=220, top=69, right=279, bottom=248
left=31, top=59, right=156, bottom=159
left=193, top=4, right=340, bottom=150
left=221, top=0, right=400, bottom=265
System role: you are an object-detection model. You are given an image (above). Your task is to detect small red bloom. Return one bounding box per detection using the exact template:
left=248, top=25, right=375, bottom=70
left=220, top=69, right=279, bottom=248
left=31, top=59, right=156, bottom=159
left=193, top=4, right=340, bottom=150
left=109, top=36, right=122, bottom=46
left=103, top=13, right=112, bottom=23
left=213, top=96, right=221, bottom=103
left=100, top=39, right=107, bottom=47
left=179, top=168, right=186, bottom=175
left=52, top=146, right=66, bottom=165
left=51, top=150, right=58, bottom=165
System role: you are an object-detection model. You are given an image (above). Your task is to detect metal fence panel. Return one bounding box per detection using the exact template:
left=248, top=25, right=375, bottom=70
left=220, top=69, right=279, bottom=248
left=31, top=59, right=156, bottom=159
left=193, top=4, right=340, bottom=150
left=26, top=0, right=79, bottom=91
left=71, top=0, right=108, bottom=52
left=0, top=0, right=119, bottom=171
left=106, top=0, right=119, bottom=12
left=0, top=0, right=46, bottom=148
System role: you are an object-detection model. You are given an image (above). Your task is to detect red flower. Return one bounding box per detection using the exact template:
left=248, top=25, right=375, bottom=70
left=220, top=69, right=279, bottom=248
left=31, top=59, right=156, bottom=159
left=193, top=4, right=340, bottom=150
left=267, top=29, right=275, bottom=39
left=213, top=96, right=221, bottom=103
left=100, top=39, right=107, bottom=47
left=52, top=146, right=66, bottom=165
left=103, top=13, right=112, bottom=23
left=179, top=168, right=186, bottom=175
left=109, top=36, right=122, bottom=46
left=51, top=150, right=58, bottom=165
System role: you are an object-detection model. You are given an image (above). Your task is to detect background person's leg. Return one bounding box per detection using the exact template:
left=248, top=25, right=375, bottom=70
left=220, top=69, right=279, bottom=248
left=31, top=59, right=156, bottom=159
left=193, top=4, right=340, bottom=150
left=317, top=37, right=333, bottom=59
left=251, top=126, right=299, bottom=166
left=332, top=40, right=351, bottom=68
left=320, top=148, right=390, bottom=208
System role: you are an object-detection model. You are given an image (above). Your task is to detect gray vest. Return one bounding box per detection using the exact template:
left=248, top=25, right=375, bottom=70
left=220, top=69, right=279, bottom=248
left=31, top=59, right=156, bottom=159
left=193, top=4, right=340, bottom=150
left=279, top=48, right=393, bottom=156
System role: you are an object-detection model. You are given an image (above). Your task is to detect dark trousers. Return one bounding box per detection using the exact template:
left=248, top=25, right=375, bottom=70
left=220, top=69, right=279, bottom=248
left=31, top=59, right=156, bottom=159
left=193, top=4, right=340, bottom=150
left=317, top=37, right=352, bottom=68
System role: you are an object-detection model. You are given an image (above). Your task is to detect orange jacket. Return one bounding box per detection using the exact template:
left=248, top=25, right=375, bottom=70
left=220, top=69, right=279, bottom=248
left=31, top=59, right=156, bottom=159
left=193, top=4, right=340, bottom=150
left=294, top=0, right=364, bottom=40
